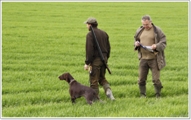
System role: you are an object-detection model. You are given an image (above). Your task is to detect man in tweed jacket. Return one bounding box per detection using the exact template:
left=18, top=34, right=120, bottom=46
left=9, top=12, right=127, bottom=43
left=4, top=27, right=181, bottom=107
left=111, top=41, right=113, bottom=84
left=134, top=15, right=167, bottom=98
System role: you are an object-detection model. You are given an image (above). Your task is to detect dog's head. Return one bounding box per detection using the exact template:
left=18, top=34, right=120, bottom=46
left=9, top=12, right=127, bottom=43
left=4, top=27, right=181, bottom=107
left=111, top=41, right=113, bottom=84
left=58, top=72, right=74, bottom=83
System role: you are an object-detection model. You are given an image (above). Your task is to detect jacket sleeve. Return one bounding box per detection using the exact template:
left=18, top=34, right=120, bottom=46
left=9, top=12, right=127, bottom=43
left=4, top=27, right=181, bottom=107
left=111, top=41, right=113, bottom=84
left=155, top=27, right=167, bottom=52
left=134, top=27, right=142, bottom=51
left=85, top=32, right=94, bottom=65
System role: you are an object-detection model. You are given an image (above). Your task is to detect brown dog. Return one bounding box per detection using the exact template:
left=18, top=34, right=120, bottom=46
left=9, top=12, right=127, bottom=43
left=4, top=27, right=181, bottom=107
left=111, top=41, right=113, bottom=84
left=58, top=72, right=99, bottom=105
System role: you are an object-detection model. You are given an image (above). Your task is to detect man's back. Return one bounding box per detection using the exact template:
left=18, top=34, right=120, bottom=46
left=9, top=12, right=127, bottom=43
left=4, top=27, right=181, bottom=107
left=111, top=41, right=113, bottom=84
left=86, top=27, right=110, bottom=64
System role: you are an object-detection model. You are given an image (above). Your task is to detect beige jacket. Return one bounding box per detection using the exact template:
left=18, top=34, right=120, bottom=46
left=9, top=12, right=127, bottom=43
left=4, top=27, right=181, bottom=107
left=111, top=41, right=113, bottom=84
left=134, top=23, right=167, bottom=70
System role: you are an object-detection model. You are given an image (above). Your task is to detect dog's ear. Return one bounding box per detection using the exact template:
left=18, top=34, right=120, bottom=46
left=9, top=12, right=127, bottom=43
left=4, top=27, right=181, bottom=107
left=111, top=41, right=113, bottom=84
left=68, top=73, right=74, bottom=80
left=64, top=73, right=70, bottom=83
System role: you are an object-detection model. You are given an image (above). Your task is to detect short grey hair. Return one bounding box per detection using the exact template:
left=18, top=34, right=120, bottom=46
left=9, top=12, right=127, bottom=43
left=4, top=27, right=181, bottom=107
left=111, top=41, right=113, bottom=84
left=141, top=15, right=152, bottom=21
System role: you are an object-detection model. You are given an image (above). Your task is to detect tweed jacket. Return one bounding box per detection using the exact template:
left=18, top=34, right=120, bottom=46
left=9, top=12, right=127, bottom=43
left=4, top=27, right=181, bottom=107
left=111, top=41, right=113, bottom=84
left=134, top=23, right=167, bottom=70
left=85, top=27, right=110, bottom=65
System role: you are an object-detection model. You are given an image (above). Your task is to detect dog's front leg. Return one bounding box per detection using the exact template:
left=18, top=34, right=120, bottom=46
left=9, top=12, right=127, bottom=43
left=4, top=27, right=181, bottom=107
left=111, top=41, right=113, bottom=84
left=70, top=90, right=76, bottom=104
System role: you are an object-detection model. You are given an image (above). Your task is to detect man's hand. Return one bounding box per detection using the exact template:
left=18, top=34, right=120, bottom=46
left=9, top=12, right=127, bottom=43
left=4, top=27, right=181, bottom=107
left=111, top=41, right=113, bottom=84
left=151, top=44, right=157, bottom=50
left=84, top=64, right=89, bottom=70
left=135, top=41, right=140, bottom=47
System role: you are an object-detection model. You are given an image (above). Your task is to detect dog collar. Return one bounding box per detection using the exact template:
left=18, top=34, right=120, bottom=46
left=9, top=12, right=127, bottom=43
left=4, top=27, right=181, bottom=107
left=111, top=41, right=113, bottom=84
left=69, top=79, right=75, bottom=84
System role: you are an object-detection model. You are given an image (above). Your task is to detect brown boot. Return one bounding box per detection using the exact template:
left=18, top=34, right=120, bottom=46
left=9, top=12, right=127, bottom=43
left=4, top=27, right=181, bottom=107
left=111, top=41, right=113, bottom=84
left=139, top=85, right=146, bottom=97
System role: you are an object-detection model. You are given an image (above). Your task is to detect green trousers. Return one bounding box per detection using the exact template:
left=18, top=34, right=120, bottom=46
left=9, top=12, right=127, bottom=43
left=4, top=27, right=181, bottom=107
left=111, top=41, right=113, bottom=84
left=138, top=59, right=163, bottom=88
left=89, top=57, right=110, bottom=94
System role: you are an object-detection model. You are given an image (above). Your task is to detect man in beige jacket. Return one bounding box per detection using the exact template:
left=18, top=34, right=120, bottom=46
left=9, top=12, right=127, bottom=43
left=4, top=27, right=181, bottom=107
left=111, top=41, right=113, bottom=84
left=134, top=15, right=167, bottom=98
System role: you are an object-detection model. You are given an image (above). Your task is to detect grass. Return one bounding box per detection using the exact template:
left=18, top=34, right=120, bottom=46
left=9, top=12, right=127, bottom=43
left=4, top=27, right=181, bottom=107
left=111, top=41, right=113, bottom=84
left=2, top=2, right=188, bottom=117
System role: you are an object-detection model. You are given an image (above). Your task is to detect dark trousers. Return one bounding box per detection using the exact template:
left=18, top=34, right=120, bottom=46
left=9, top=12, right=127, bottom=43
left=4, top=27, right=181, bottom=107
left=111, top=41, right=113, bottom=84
left=89, top=57, right=109, bottom=89
left=138, top=59, right=162, bottom=87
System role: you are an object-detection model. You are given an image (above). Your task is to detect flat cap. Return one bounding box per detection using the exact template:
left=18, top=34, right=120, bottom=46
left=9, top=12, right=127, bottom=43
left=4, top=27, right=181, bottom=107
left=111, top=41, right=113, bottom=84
left=84, top=17, right=98, bottom=24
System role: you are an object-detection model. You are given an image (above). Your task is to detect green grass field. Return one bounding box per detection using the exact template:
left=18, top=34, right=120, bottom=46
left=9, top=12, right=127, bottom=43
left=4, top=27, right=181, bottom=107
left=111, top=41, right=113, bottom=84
left=2, top=2, right=188, bottom=117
